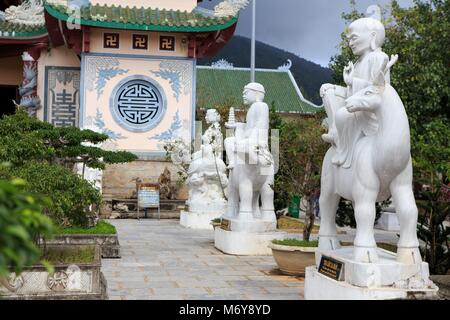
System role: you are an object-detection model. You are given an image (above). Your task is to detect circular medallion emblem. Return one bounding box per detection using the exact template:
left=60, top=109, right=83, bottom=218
left=110, top=76, right=167, bottom=132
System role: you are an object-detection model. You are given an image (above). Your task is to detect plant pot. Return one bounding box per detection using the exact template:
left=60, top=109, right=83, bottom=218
left=269, top=242, right=317, bottom=276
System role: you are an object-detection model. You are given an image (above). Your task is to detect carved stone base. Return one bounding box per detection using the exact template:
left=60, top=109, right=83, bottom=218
left=305, top=266, right=438, bottom=300
left=223, top=216, right=277, bottom=233
left=315, top=247, right=433, bottom=288
left=305, top=246, right=439, bottom=300
left=180, top=211, right=223, bottom=230
left=214, top=228, right=288, bottom=256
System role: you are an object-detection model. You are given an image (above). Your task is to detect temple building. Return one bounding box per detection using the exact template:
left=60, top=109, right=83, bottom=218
left=0, top=0, right=319, bottom=216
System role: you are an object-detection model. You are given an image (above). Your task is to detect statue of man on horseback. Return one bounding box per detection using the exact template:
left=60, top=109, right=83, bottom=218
left=318, top=6, right=421, bottom=264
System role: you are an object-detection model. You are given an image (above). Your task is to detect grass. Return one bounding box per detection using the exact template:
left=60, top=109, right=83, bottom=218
left=41, top=246, right=96, bottom=264
left=55, top=220, right=117, bottom=235
left=272, top=239, right=319, bottom=247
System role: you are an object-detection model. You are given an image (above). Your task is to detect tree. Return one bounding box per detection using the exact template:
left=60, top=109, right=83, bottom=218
left=0, top=108, right=137, bottom=172
left=274, top=111, right=328, bottom=241
left=413, top=120, right=450, bottom=274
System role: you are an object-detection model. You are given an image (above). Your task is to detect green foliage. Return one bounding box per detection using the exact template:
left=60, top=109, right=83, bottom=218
left=272, top=239, right=319, bottom=247
left=413, top=120, right=450, bottom=275
left=0, top=108, right=138, bottom=169
left=272, top=107, right=328, bottom=241
left=0, top=178, right=54, bottom=277
left=0, top=162, right=102, bottom=227
left=55, top=220, right=117, bottom=235
left=335, top=199, right=388, bottom=228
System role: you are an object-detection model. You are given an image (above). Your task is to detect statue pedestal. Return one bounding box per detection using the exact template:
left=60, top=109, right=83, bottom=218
left=180, top=211, right=223, bottom=230
left=214, top=228, right=288, bottom=256
left=305, top=247, right=438, bottom=300
left=224, top=216, right=277, bottom=233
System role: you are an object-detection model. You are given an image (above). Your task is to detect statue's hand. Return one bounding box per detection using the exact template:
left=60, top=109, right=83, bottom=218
left=343, top=62, right=354, bottom=86
left=320, top=84, right=335, bottom=97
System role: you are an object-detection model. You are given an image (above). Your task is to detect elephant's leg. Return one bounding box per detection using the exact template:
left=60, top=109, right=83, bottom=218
left=260, top=182, right=276, bottom=222
left=318, top=151, right=341, bottom=251
left=390, top=160, right=421, bottom=264
left=353, top=191, right=379, bottom=263
left=238, top=179, right=254, bottom=220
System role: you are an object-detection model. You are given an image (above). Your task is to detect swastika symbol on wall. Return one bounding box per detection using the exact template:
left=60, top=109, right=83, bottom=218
left=111, top=78, right=167, bottom=132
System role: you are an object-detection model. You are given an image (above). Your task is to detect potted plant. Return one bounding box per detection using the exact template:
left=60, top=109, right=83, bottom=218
left=269, top=114, right=327, bottom=275
left=269, top=239, right=318, bottom=276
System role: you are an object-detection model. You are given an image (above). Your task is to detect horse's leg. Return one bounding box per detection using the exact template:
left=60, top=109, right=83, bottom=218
left=260, top=181, right=276, bottom=222
left=353, top=188, right=379, bottom=263
left=390, top=159, right=421, bottom=264
left=238, top=178, right=253, bottom=220
left=252, top=191, right=260, bottom=218
left=318, top=151, right=341, bottom=251
left=226, top=172, right=238, bottom=218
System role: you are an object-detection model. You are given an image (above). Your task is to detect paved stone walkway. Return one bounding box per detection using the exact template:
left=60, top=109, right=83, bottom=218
left=102, top=219, right=305, bottom=300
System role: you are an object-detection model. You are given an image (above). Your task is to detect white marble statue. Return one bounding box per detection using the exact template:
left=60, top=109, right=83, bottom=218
left=224, top=83, right=276, bottom=225
left=185, top=109, right=228, bottom=215
left=318, top=9, right=421, bottom=264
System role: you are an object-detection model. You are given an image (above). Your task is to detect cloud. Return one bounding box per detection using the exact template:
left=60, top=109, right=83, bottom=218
left=200, top=0, right=413, bottom=67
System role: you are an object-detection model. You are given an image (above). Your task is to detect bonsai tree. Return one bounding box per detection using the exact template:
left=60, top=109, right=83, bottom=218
left=0, top=108, right=138, bottom=227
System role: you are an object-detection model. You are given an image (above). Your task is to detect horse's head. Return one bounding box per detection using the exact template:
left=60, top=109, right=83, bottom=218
left=346, top=54, right=398, bottom=114
left=345, top=71, right=386, bottom=113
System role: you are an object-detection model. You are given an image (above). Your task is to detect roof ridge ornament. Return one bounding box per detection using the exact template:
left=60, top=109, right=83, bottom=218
left=2, top=0, right=45, bottom=27
left=211, top=59, right=234, bottom=69
left=214, top=0, right=250, bottom=18
left=277, top=59, right=292, bottom=71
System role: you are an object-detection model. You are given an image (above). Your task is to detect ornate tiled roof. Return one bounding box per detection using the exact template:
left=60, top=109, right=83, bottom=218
left=44, top=1, right=238, bottom=32
left=196, top=65, right=322, bottom=114
left=0, top=20, right=47, bottom=37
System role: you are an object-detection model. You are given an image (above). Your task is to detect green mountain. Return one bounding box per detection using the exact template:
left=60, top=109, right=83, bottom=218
left=198, top=36, right=333, bottom=105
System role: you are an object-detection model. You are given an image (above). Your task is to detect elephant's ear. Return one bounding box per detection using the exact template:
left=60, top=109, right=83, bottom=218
left=373, top=71, right=386, bottom=88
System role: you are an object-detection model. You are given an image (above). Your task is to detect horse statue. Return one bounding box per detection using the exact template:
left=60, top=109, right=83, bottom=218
left=319, top=65, right=421, bottom=265
left=224, top=84, right=276, bottom=225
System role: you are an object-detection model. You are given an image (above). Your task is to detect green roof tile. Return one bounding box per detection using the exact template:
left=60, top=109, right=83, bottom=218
left=196, top=67, right=322, bottom=114
left=44, top=2, right=237, bottom=32
left=0, top=20, right=47, bottom=38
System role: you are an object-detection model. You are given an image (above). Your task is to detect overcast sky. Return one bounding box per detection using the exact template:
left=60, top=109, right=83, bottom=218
left=200, top=0, right=413, bottom=67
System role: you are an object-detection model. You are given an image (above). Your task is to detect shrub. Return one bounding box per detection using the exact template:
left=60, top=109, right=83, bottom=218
left=0, top=178, right=54, bottom=277
left=0, top=162, right=101, bottom=227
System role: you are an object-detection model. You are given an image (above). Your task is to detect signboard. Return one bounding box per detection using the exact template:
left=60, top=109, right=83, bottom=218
left=220, top=218, right=231, bottom=231
left=318, top=256, right=344, bottom=281
left=138, top=185, right=159, bottom=208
